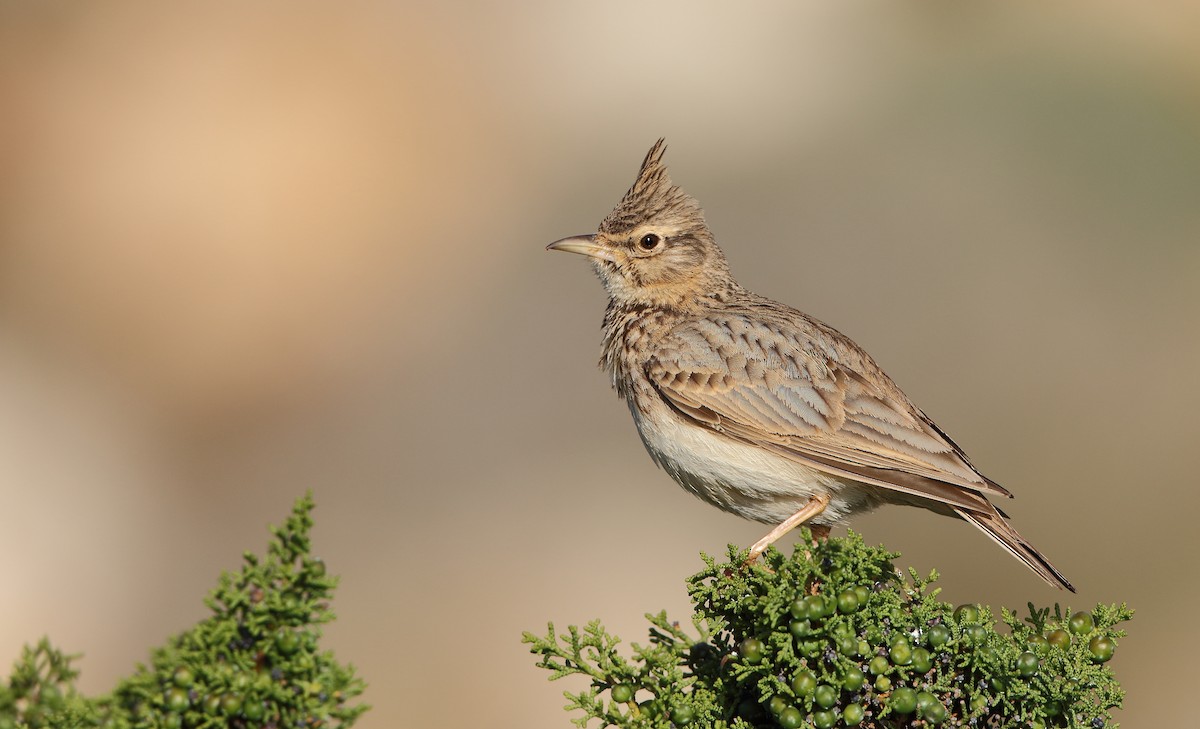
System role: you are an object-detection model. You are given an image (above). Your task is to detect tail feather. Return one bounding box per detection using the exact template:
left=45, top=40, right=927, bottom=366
left=955, top=507, right=1075, bottom=592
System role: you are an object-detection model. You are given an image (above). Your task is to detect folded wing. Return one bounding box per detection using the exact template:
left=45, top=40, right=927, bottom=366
left=647, top=314, right=1074, bottom=591
left=646, top=315, right=1007, bottom=507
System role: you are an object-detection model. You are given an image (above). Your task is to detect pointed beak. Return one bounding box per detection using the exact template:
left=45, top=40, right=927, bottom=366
left=545, top=234, right=614, bottom=263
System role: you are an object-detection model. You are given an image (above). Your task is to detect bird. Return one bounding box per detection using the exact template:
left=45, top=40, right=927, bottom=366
left=546, top=139, right=1074, bottom=591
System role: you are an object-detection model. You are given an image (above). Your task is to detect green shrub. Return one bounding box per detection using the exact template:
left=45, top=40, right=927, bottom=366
left=0, top=495, right=368, bottom=729
left=525, top=530, right=1129, bottom=728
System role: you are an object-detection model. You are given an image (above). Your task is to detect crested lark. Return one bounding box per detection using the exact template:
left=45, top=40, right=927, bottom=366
left=549, top=139, right=1075, bottom=589
left=547, top=140, right=1073, bottom=591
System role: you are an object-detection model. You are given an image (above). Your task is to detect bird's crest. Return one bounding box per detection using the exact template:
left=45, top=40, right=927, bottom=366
left=600, top=139, right=706, bottom=236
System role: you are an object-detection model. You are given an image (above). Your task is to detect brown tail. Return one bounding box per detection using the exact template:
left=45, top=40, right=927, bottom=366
left=955, top=507, right=1075, bottom=592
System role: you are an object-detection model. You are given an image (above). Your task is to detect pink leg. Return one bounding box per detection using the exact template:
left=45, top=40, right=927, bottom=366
left=744, top=493, right=831, bottom=564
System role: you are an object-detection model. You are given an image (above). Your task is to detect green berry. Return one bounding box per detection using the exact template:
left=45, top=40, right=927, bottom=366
left=1089, top=636, right=1116, bottom=663
left=171, top=666, right=195, bottom=688
left=165, top=687, right=189, bottom=713
left=203, top=694, right=221, bottom=715
left=274, top=629, right=300, bottom=656
left=916, top=691, right=937, bottom=712
left=1069, top=611, right=1095, bottom=635
left=813, top=594, right=836, bottom=619
left=1016, top=651, right=1039, bottom=677
left=813, top=709, right=836, bottom=729
left=823, top=594, right=840, bottom=618
left=874, top=675, right=891, bottom=692
left=869, top=656, right=890, bottom=675
left=843, top=703, right=865, bottom=726
left=611, top=684, right=634, bottom=703
left=777, top=706, right=803, bottom=729
left=843, top=666, right=866, bottom=692
left=768, top=695, right=788, bottom=715
left=889, top=640, right=913, bottom=666
left=922, top=699, right=948, bottom=725
left=219, top=693, right=242, bottom=716
left=954, top=604, right=981, bottom=624
left=799, top=639, right=823, bottom=658
left=791, top=670, right=817, bottom=696
left=740, top=638, right=766, bottom=665
left=890, top=687, right=918, bottom=714
left=670, top=706, right=695, bottom=726
left=243, top=700, right=265, bottom=721
left=964, top=624, right=988, bottom=644
left=789, top=619, right=814, bottom=638
left=814, top=684, right=837, bottom=709
left=795, top=596, right=818, bottom=620
left=837, top=589, right=860, bottom=614
left=837, top=635, right=859, bottom=656
left=910, top=646, right=933, bottom=674
left=1027, top=634, right=1050, bottom=655
left=820, top=594, right=840, bottom=618
left=1046, top=629, right=1071, bottom=650
left=926, top=624, right=950, bottom=648
left=854, top=585, right=871, bottom=605
left=789, top=597, right=809, bottom=620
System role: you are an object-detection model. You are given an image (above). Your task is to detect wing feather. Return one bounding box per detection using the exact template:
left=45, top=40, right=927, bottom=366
left=647, top=315, right=1011, bottom=508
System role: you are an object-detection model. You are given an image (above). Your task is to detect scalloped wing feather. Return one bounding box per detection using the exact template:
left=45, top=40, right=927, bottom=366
left=647, top=315, right=1012, bottom=509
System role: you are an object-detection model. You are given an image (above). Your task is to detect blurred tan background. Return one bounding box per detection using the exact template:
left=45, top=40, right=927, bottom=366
left=1, top=2, right=1197, bottom=726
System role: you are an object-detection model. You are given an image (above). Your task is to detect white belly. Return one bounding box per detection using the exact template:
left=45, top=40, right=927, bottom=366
left=629, top=400, right=879, bottom=525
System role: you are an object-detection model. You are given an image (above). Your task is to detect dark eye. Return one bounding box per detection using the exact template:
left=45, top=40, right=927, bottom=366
left=638, top=233, right=662, bottom=251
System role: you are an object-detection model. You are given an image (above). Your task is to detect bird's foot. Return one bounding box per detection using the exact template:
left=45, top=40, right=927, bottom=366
left=740, top=543, right=774, bottom=573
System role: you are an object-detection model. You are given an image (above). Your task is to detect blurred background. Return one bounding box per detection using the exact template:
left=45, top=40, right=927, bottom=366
left=1, top=1, right=1197, bottom=726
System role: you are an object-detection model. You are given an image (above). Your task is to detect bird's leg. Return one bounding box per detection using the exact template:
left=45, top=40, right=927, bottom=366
left=744, top=493, right=831, bottom=565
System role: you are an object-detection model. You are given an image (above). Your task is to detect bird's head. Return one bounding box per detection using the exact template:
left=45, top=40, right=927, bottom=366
left=547, top=139, right=732, bottom=309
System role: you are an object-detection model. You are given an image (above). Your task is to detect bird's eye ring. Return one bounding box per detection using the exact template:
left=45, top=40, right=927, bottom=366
left=638, top=233, right=662, bottom=251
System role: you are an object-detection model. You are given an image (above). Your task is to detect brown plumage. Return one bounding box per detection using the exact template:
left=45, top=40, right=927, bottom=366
left=547, top=139, right=1074, bottom=591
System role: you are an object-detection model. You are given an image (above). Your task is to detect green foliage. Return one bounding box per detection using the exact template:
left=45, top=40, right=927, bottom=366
left=0, top=640, right=93, bottom=729
left=524, top=531, right=1131, bottom=728
left=0, top=494, right=368, bottom=729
